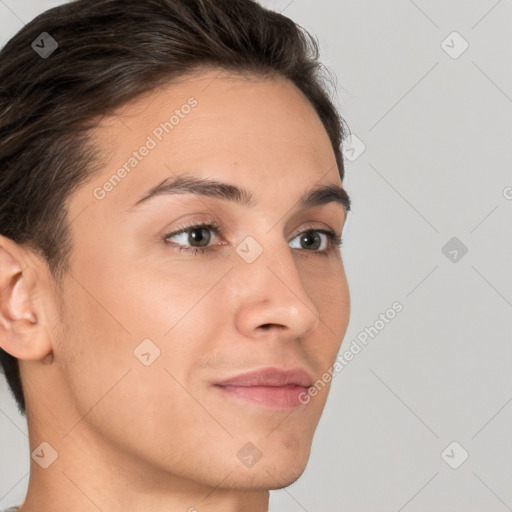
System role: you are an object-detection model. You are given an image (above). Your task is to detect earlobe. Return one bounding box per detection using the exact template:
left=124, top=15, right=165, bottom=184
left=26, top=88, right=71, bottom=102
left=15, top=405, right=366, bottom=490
left=0, top=235, right=53, bottom=361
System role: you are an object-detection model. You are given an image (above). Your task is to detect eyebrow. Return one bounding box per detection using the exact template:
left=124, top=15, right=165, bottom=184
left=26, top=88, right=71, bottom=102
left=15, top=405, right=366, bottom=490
left=128, top=172, right=351, bottom=213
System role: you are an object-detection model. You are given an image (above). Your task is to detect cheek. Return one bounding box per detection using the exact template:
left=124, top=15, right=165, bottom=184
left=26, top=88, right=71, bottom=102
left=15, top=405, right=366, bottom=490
left=303, top=259, right=350, bottom=350
left=54, top=258, right=228, bottom=415
left=55, top=278, right=134, bottom=404
left=54, top=274, right=211, bottom=459
left=89, top=234, right=234, bottom=339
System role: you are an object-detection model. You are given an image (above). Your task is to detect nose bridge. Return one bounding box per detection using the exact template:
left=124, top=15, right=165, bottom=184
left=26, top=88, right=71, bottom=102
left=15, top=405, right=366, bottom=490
left=233, top=232, right=321, bottom=338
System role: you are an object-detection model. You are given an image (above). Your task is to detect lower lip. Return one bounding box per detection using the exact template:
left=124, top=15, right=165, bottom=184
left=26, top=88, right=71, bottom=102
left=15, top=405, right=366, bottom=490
left=213, top=384, right=310, bottom=409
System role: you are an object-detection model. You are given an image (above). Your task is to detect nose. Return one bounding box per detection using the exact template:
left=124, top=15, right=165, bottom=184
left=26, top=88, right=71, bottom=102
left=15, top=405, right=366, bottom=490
left=233, top=236, right=321, bottom=341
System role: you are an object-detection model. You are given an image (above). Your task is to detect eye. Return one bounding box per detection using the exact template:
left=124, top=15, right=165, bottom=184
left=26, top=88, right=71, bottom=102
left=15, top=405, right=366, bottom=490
left=289, top=229, right=342, bottom=255
left=164, top=221, right=222, bottom=254
left=163, top=221, right=342, bottom=256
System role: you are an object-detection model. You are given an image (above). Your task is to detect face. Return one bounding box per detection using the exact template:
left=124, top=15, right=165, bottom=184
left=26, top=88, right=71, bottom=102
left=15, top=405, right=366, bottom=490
left=23, top=70, right=350, bottom=492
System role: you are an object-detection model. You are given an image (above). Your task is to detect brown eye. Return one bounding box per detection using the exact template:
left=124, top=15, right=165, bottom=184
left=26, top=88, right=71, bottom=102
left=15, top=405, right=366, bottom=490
left=298, top=231, right=322, bottom=250
left=163, top=221, right=222, bottom=254
left=289, top=229, right=340, bottom=253
left=186, top=227, right=211, bottom=247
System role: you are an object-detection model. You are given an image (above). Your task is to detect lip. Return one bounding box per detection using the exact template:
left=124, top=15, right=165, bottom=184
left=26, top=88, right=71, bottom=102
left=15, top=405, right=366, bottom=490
left=214, top=367, right=314, bottom=387
left=212, top=367, right=314, bottom=409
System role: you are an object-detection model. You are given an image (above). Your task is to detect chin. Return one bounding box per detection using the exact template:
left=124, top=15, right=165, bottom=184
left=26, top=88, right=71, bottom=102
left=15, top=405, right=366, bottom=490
left=226, top=446, right=312, bottom=490
left=267, top=464, right=309, bottom=490
left=232, top=462, right=309, bottom=491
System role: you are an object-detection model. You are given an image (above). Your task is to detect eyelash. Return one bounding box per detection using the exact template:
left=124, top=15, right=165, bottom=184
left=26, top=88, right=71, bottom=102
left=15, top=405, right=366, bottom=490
left=163, top=220, right=343, bottom=257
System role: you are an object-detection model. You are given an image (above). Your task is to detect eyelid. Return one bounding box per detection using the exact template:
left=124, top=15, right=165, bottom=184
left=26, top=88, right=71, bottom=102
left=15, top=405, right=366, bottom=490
left=163, top=218, right=342, bottom=256
left=164, top=218, right=340, bottom=242
left=292, top=221, right=340, bottom=239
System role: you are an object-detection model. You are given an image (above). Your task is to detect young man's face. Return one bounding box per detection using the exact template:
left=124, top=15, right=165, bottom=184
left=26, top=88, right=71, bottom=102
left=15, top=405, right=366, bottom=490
left=18, top=70, right=350, bottom=506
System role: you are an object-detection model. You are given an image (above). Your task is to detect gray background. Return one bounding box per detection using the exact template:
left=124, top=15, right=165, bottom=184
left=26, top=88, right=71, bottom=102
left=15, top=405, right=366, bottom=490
left=1, top=0, right=511, bottom=510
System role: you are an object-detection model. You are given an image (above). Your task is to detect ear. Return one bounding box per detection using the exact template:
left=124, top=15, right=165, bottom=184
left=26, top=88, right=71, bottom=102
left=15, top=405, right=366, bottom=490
left=0, top=234, right=53, bottom=361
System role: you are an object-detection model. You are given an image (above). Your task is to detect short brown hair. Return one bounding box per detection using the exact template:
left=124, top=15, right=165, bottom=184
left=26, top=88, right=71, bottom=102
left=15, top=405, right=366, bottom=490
left=0, top=0, right=349, bottom=415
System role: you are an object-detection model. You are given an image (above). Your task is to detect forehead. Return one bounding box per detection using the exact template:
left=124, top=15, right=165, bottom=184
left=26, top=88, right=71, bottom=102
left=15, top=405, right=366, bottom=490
left=73, top=70, right=340, bottom=217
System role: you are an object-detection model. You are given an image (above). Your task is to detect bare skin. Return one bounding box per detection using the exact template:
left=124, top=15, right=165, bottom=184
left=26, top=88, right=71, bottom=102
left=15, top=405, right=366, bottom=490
left=0, top=69, right=350, bottom=512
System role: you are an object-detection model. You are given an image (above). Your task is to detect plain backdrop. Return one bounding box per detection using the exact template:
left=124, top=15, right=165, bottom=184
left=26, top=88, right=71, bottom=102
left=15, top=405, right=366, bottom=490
left=1, top=1, right=511, bottom=510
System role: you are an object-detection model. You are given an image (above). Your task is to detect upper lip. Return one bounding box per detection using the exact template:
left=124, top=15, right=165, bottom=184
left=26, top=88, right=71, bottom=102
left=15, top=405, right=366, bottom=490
left=214, top=367, right=314, bottom=387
